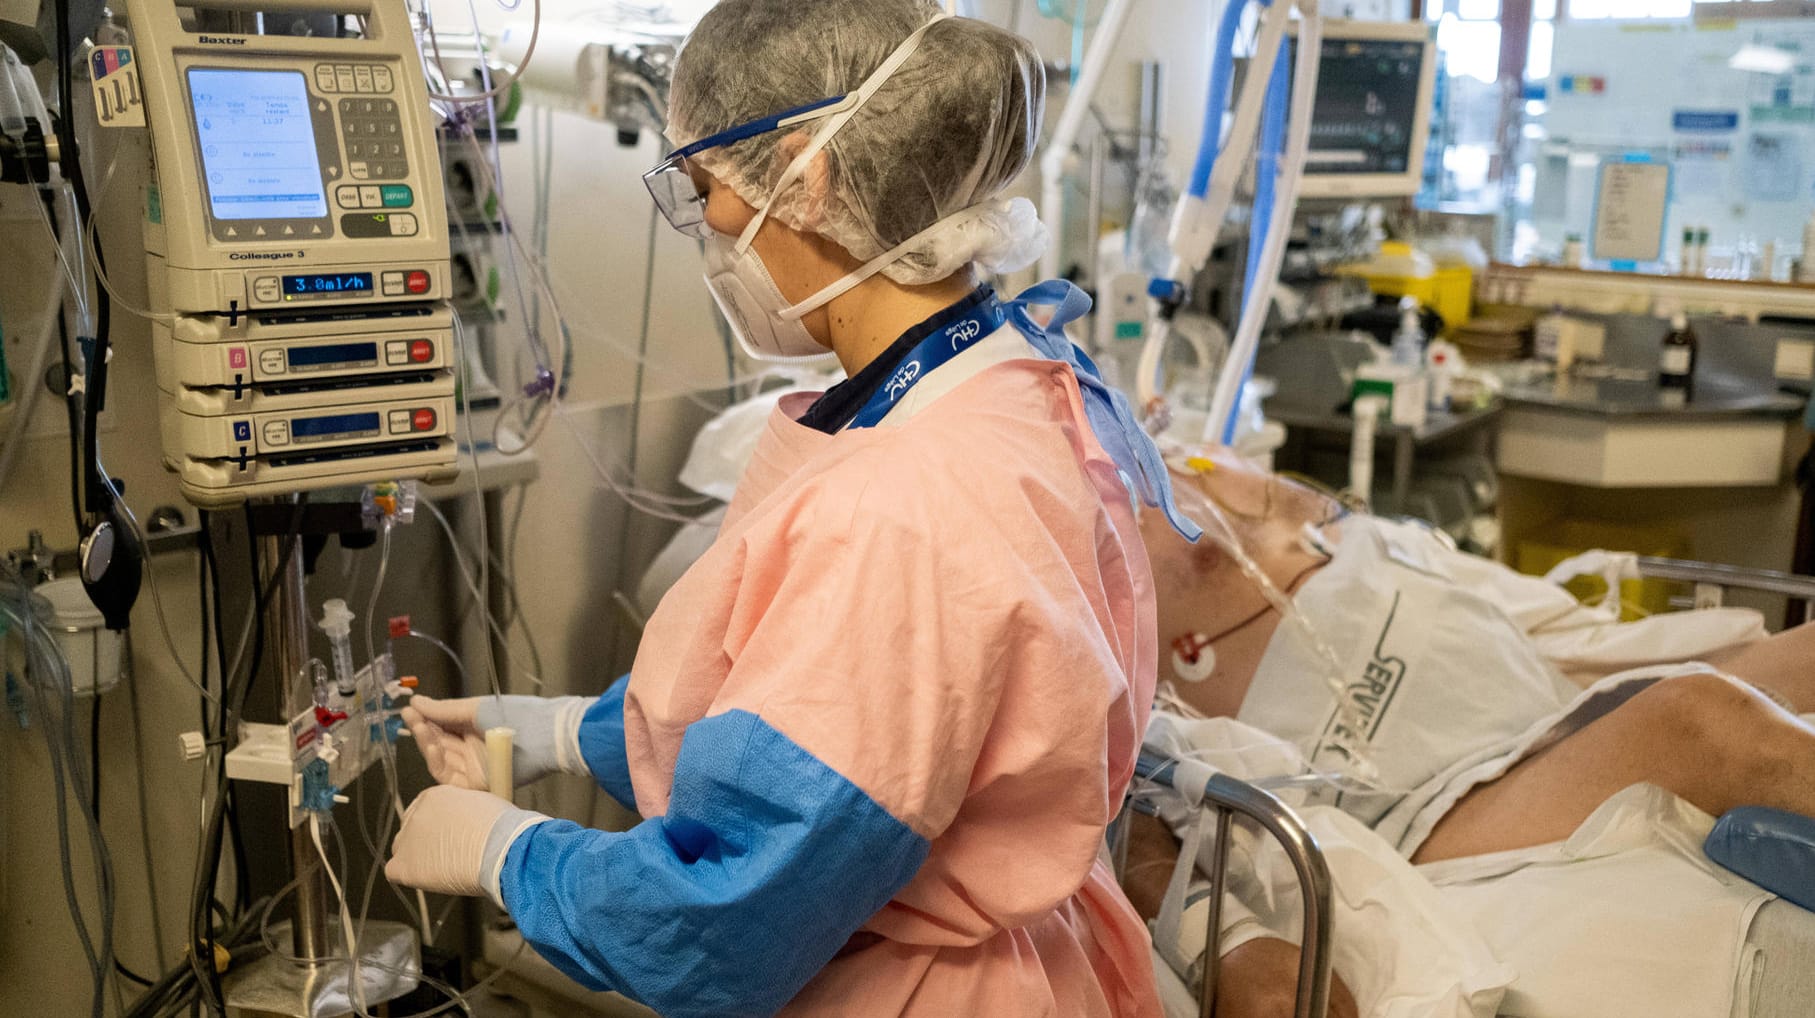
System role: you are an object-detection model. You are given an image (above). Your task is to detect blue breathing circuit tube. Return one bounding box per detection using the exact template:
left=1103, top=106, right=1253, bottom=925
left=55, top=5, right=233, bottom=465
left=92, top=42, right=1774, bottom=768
left=1185, top=0, right=1263, bottom=202
left=1146, top=0, right=1303, bottom=445
left=1230, top=33, right=1291, bottom=444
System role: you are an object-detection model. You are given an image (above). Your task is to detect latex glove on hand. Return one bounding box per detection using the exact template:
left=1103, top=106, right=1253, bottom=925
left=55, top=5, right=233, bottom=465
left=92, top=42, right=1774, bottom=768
left=385, top=785, right=548, bottom=904
left=403, top=694, right=593, bottom=790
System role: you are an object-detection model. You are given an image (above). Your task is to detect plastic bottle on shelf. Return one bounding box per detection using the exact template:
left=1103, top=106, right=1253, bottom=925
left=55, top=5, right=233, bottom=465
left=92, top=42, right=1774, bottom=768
left=1392, top=295, right=1426, bottom=369
left=1659, top=310, right=1698, bottom=405
left=1800, top=213, right=1815, bottom=283
left=1534, top=304, right=1565, bottom=363
left=1426, top=340, right=1459, bottom=413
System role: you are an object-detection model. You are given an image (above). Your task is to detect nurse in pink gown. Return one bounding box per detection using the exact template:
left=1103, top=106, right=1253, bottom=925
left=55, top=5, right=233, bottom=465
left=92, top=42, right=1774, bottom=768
left=388, top=2, right=1202, bottom=1014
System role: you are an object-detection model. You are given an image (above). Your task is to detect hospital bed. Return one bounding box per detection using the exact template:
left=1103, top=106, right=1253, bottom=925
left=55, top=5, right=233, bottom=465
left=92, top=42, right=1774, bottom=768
left=1128, top=554, right=1815, bottom=1018
left=1634, top=555, right=1815, bottom=625
left=1114, top=753, right=1336, bottom=1018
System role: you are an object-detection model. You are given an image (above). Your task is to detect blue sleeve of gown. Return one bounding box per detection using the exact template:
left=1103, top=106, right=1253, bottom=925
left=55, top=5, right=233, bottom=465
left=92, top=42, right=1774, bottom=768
left=575, top=674, right=636, bottom=811
left=497, top=709, right=931, bottom=1018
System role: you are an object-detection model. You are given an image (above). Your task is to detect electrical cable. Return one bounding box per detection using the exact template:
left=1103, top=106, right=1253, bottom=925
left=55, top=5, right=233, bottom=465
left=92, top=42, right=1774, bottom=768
left=122, top=630, right=172, bottom=972
left=123, top=892, right=271, bottom=1018
left=452, top=311, right=505, bottom=704
left=28, top=174, right=91, bottom=332
left=497, top=484, right=545, bottom=680
left=89, top=686, right=101, bottom=819
left=459, top=9, right=542, bottom=389
left=80, top=152, right=176, bottom=326
left=2, top=568, right=116, bottom=1018
left=198, top=517, right=250, bottom=916
left=183, top=500, right=305, bottom=1015
left=104, top=485, right=219, bottom=705
left=51, top=0, right=116, bottom=521
left=609, top=202, right=663, bottom=625
left=419, top=498, right=541, bottom=688
left=37, top=191, right=86, bottom=534
left=420, top=0, right=540, bottom=104
left=264, top=814, right=526, bottom=1018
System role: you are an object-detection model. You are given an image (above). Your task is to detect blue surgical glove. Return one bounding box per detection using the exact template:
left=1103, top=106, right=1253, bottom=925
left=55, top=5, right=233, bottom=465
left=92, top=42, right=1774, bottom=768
left=385, top=785, right=548, bottom=905
left=403, top=694, right=592, bottom=790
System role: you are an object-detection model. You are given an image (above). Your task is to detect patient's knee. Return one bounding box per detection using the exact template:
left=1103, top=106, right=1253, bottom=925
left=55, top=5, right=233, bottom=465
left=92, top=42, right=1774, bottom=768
left=1217, top=938, right=1360, bottom=1018
left=1216, top=939, right=1306, bottom=1018
left=1623, top=672, right=1787, bottom=771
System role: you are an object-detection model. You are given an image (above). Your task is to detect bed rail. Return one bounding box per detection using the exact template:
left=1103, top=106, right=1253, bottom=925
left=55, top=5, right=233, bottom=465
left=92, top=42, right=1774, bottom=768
left=1120, top=752, right=1334, bottom=1018
left=1636, top=556, right=1815, bottom=626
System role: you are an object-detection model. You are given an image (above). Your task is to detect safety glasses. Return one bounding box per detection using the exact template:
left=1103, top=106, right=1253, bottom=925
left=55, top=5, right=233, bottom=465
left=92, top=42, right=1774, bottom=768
left=642, top=95, right=849, bottom=240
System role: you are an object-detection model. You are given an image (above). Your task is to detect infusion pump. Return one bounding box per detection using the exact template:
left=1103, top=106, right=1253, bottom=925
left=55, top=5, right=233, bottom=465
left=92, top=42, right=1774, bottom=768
left=123, top=0, right=458, bottom=506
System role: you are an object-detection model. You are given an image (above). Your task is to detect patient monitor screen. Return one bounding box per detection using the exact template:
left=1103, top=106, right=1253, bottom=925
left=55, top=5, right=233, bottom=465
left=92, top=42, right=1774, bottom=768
left=187, top=68, right=328, bottom=221
left=1296, top=37, right=1427, bottom=177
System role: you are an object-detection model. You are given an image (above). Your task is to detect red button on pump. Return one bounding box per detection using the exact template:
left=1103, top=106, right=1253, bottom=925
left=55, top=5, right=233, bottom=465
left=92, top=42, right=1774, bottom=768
left=409, top=339, right=433, bottom=363
left=405, top=270, right=430, bottom=295
left=412, top=408, right=437, bottom=432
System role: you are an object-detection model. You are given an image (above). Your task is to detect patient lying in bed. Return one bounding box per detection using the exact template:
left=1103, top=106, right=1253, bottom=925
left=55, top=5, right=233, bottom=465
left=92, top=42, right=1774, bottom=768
left=1127, top=448, right=1815, bottom=1016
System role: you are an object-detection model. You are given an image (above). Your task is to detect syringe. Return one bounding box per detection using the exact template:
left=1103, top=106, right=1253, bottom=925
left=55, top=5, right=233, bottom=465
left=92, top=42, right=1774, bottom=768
left=317, top=598, right=358, bottom=697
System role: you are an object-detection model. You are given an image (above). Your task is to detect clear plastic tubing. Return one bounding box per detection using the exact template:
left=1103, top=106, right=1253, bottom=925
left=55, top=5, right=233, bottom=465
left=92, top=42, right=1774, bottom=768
left=1172, top=479, right=1383, bottom=786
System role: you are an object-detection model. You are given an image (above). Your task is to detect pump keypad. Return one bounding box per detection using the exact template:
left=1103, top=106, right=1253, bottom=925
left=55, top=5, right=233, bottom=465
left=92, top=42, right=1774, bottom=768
left=339, top=98, right=409, bottom=180
left=315, top=62, right=395, bottom=95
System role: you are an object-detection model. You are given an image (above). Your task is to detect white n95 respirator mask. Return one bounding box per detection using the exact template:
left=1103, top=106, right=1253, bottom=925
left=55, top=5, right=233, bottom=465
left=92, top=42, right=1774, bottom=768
left=702, top=233, right=831, bottom=363
left=703, top=202, right=995, bottom=364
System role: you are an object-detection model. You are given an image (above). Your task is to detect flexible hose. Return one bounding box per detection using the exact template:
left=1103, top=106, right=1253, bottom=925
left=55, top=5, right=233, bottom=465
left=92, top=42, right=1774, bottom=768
left=1188, top=0, right=1254, bottom=199
left=1218, top=29, right=1290, bottom=445
left=1203, top=8, right=1321, bottom=444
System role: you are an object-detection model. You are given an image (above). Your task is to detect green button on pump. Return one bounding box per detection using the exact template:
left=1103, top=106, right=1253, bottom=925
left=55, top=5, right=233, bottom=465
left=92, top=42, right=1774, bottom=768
left=380, top=185, right=413, bottom=208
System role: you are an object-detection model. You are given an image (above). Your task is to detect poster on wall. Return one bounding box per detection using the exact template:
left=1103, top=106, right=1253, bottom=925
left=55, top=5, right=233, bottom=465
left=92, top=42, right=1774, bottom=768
left=1744, top=132, right=1804, bottom=202
left=1673, top=138, right=1733, bottom=198
left=1592, top=157, right=1672, bottom=266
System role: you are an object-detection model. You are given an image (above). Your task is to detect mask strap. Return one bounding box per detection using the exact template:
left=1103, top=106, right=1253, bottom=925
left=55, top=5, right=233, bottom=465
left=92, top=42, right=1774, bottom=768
left=734, top=13, right=952, bottom=254
left=776, top=204, right=990, bottom=322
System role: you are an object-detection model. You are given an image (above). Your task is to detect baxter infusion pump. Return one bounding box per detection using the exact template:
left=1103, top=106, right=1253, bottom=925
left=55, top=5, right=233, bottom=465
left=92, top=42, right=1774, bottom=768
left=124, top=0, right=457, bottom=506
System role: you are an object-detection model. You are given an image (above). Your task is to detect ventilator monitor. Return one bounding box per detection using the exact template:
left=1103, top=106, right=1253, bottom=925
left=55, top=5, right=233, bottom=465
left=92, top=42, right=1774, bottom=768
left=1290, top=19, right=1437, bottom=199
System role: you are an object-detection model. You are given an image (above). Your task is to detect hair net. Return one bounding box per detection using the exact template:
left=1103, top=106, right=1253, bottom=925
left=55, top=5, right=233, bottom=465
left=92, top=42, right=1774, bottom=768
left=667, top=0, right=1049, bottom=285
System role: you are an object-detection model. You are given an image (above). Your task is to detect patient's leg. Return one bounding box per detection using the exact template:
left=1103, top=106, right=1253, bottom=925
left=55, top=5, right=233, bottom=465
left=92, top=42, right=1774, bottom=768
left=1123, top=812, right=1361, bottom=1018
left=1413, top=672, right=1815, bottom=864
left=1704, top=621, right=1815, bottom=713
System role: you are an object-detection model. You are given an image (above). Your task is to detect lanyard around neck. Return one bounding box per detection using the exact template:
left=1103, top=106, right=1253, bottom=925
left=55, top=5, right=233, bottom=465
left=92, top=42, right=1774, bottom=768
left=846, top=295, right=1008, bottom=430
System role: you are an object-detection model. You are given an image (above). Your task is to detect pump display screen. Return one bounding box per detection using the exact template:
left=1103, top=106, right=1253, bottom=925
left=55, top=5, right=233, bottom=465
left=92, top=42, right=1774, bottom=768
left=287, top=342, right=378, bottom=368
left=282, top=273, right=374, bottom=297
left=1293, top=37, right=1428, bottom=176
left=292, top=411, right=381, bottom=439
left=188, top=68, right=328, bottom=220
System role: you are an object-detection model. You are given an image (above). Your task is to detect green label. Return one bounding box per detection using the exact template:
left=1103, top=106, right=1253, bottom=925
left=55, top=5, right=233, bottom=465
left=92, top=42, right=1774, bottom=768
left=146, top=183, right=162, bottom=225
left=1115, top=321, right=1144, bottom=340
left=1751, top=105, right=1815, bottom=124
left=1352, top=376, right=1398, bottom=412
left=380, top=184, right=414, bottom=208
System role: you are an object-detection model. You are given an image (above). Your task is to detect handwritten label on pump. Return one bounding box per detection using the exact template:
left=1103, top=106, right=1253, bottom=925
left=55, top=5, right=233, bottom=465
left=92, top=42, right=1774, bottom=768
left=90, top=47, right=144, bottom=128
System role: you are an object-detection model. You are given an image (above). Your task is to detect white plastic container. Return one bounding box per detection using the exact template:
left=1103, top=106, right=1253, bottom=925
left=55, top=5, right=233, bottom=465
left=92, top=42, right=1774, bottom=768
left=36, top=577, right=123, bottom=695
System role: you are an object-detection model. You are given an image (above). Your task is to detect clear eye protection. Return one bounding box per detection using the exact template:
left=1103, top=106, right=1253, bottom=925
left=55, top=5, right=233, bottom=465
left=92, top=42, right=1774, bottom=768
left=642, top=95, right=851, bottom=240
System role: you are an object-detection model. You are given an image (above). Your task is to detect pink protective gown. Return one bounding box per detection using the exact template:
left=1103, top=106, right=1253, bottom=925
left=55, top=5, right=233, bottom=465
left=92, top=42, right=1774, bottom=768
left=627, top=358, right=1163, bottom=1016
